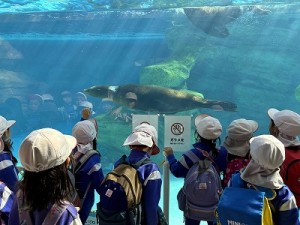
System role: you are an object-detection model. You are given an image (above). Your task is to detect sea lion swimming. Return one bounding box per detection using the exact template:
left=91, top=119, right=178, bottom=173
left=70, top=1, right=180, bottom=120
left=184, top=6, right=242, bottom=38
left=184, top=6, right=270, bottom=38
left=84, top=84, right=237, bottom=114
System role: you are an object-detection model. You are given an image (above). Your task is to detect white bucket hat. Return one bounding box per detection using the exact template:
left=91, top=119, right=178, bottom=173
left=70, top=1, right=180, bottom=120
left=123, top=123, right=160, bottom=155
left=72, top=120, right=97, bottom=145
left=268, top=108, right=300, bottom=146
left=250, top=134, right=285, bottom=170
left=223, top=119, right=258, bottom=157
left=241, top=135, right=285, bottom=189
left=19, top=128, right=77, bottom=172
left=0, top=116, right=16, bottom=136
left=268, top=108, right=300, bottom=137
left=195, top=114, right=222, bottom=140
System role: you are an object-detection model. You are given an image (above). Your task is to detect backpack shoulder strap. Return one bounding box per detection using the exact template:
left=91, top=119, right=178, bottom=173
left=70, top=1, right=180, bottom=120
left=17, top=191, right=71, bottom=225
left=74, top=150, right=100, bottom=174
left=247, top=184, right=277, bottom=200
left=178, top=150, right=199, bottom=170
left=196, top=148, right=214, bottom=162
left=17, top=190, right=33, bottom=225
left=247, top=183, right=277, bottom=221
left=80, top=182, right=92, bottom=207
left=42, top=201, right=70, bottom=225
left=196, top=147, right=220, bottom=172
left=184, top=150, right=199, bottom=164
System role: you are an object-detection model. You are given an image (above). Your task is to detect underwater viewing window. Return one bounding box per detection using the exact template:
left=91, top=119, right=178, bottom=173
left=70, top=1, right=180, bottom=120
left=1, top=0, right=300, bottom=224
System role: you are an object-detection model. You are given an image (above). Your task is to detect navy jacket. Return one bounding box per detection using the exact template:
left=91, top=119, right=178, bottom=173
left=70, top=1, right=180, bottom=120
left=72, top=148, right=104, bottom=224
left=114, top=149, right=162, bottom=225
left=0, top=152, right=18, bottom=193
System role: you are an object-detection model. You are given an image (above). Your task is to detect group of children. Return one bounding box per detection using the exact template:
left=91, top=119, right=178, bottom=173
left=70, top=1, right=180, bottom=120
left=0, top=106, right=300, bottom=225
left=0, top=91, right=96, bottom=135
left=164, top=108, right=300, bottom=225
left=0, top=116, right=104, bottom=225
left=0, top=111, right=163, bottom=225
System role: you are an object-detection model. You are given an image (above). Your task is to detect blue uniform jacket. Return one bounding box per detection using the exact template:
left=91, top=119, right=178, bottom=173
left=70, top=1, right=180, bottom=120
left=73, top=149, right=104, bottom=224
left=166, top=142, right=227, bottom=178
left=230, top=172, right=300, bottom=225
left=0, top=182, right=14, bottom=224
left=114, top=150, right=162, bottom=225
left=0, top=152, right=18, bottom=193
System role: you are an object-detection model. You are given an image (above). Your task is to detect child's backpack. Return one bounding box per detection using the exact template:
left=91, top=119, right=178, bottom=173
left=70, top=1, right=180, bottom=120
left=0, top=181, right=14, bottom=225
left=96, top=155, right=151, bottom=225
left=223, top=157, right=249, bottom=187
left=280, top=147, right=300, bottom=207
left=177, top=149, right=222, bottom=222
left=17, top=190, right=73, bottom=225
left=71, top=149, right=100, bottom=207
left=216, top=185, right=276, bottom=225
left=72, top=149, right=100, bottom=175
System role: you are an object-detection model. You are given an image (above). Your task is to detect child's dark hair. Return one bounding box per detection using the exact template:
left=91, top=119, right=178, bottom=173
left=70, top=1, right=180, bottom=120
left=194, top=130, right=220, bottom=157
left=19, top=162, right=74, bottom=210
left=3, top=138, right=18, bottom=165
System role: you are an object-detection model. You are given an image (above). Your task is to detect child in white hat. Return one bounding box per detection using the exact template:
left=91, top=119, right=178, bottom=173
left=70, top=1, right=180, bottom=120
left=268, top=108, right=300, bottom=207
left=9, top=128, right=82, bottom=225
left=268, top=108, right=300, bottom=146
left=223, top=118, right=258, bottom=187
left=0, top=115, right=19, bottom=191
left=72, top=120, right=104, bottom=224
left=229, top=135, right=299, bottom=225
left=101, top=122, right=162, bottom=225
left=0, top=116, right=18, bottom=224
left=71, top=120, right=104, bottom=224
left=164, top=114, right=227, bottom=225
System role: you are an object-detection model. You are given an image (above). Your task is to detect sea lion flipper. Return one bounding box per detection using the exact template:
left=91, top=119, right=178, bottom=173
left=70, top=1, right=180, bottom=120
left=205, top=100, right=237, bottom=112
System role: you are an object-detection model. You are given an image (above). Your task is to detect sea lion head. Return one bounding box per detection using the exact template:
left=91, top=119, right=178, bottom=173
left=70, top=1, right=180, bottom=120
left=84, top=85, right=119, bottom=99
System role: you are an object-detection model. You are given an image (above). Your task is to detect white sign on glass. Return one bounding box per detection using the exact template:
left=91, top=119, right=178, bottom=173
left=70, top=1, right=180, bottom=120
left=164, top=115, right=191, bottom=152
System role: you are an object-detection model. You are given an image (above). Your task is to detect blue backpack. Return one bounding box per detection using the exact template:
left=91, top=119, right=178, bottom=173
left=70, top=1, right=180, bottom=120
left=216, top=186, right=276, bottom=225
left=97, top=155, right=150, bottom=225
left=177, top=150, right=222, bottom=222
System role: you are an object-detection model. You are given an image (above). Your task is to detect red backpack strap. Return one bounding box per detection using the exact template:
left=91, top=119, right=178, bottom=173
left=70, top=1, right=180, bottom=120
left=196, top=147, right=220, bottom=172
left=195, top=147, right=215, bottom=162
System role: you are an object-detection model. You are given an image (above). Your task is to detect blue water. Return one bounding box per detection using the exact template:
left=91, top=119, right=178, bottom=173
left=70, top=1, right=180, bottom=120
left=2, top=1, right=300, bottom=224
left=1, top=0, right=298, bottom=13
